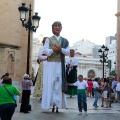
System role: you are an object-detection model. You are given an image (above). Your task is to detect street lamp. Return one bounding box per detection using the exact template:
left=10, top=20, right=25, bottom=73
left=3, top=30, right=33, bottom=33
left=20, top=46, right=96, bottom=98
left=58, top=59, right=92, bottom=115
left=114, top=62, right=117, bottom=80
left=104, top=70, right=107, bottom=78
left=114, top=62, right=117, bottom=72
left=18, top=3, right=41, bottom=74
left=98, top=45, right=109, bottom=79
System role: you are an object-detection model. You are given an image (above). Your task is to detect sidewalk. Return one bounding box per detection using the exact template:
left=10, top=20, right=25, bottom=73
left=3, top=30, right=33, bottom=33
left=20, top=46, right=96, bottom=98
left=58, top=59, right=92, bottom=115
left=13, top=95, right=120, bottom=119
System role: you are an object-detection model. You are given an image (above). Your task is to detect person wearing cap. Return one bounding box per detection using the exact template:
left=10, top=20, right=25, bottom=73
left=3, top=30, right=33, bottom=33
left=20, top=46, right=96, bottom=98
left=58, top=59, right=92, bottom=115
left=33, top=37, right=48, bottom=99
left=41, top=21, right=70, bottom=113
left=20, top=74, right=33, bottom=113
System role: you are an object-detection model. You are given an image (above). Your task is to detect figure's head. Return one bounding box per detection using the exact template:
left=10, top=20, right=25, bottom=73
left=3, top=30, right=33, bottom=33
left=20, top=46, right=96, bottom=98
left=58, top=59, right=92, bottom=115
left=42, top=37, right=48, bottom=45
left=52, top=21, right=62, bottom=36
left=70, top=49, right=75, bottom=57
left=3, top=76, right=12, bottom=85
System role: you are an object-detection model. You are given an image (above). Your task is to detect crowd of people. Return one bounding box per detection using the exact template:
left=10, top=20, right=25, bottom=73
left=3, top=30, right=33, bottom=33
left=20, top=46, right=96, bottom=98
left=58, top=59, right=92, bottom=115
left=1, top=21, right=120, bottom=120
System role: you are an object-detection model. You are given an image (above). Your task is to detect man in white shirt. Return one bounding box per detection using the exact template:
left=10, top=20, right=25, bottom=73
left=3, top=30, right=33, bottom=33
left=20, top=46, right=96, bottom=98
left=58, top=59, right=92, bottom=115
left=93, top=78, right=99, bottom=108
left=111, top=77, right=117, bottom=101
left=68, top=75, right=88, bottom=115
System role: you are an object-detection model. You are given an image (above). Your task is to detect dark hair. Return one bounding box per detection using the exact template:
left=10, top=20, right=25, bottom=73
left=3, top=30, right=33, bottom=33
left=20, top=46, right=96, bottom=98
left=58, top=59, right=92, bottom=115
left=70, top=49, right=75, bottom=52
left=78, top=75, right=83, bottom=78
left=104, top=78, right=108, bottom=83
left=3, top=76, right=12, bottom=85
left=5, top=73, right=9, bottom=76
left=94, top=78, right=98, bottom=81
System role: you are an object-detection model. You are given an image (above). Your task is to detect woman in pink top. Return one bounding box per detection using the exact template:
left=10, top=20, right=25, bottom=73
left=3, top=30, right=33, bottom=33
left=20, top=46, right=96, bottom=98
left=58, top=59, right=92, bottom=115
left=87, top=79, right=93, bottom=97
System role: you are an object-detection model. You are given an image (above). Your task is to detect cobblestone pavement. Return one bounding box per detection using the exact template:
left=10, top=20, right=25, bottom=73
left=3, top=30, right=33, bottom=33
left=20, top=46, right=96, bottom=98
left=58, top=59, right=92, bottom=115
left=12, top=95, right=120, bottom=120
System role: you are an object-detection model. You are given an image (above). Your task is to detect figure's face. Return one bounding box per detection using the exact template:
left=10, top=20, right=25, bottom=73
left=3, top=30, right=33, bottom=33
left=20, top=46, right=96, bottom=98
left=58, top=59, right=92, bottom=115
left=70, top=51, right=75, bottom=57
left=53, top=24, right=62, bottom=35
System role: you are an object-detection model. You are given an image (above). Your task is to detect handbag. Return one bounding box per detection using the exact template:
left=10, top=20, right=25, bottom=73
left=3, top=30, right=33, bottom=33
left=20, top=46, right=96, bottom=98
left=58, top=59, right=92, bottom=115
left=3, top=85, right=17, bottom=107
left=27, top=104, right=31, bottom=111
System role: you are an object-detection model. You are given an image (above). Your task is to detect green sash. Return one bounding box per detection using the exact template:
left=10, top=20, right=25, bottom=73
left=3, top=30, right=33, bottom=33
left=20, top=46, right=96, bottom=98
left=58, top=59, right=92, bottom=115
left=93, top=88, right=98, bottom=92
left=77, top=89, right=86, bottom=94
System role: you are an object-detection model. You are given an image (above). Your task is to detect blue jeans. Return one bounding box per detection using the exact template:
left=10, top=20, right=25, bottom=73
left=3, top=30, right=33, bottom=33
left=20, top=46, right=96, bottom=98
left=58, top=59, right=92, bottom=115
left=77, top=93, right=87, bottom=112
left=93, top=91, right=99, bottom=106
left=0, top=103, right=15, bottom=120
left=118, top=91, right=120, bottom=100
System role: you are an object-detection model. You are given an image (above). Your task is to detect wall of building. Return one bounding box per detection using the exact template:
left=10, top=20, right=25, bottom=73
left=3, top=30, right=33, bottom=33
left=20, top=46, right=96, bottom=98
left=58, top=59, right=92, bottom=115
left=71, top=40, right=95, bottom=55
left=116, top=0, right=120, bottom=78
left=0, top=0, right=34, bottom=81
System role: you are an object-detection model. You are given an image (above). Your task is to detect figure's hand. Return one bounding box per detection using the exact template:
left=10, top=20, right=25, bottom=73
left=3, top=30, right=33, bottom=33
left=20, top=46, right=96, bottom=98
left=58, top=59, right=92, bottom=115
left=52, top=45, right=61, bottom=53
left=55, top=45, right=62, bottom=52
left=52, top=46, right=59, bottom=53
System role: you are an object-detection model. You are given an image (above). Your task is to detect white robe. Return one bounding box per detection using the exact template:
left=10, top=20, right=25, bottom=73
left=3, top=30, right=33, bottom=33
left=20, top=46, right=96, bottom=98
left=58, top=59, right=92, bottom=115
left=41, top=35, right=70, bottom=109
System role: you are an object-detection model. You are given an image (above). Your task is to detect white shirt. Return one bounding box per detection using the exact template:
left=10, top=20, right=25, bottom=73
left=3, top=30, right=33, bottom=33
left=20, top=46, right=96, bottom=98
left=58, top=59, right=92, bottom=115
left=43, top=35, right=70, bottom=56
left=38, top=46, right=47, bottom=60
left=66, top=57, right=78, bottom=74
left=66, top=57, right=78, bottom=66
left=116, top=82, right=120, bottom=91
left=93, top=81, right=99, bottom=89
left=112, top=80, right=117, bottom=89
left=73, top=80, right=88, bottom=89
left=0, top=79, right=3, bottom=86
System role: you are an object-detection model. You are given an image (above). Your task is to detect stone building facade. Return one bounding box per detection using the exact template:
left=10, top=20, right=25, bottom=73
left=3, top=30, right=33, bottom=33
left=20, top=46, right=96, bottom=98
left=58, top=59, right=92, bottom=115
left=74, top=53, right=107, bottom=79
left=0, top=0, right=34, bottom=83
left=116, top=0, right=120, bottom=78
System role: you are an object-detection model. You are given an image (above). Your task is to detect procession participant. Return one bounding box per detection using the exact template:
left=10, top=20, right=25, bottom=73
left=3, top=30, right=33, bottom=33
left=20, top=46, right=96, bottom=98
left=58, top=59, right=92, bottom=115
left=33, top=37, right=48, bottom=100
left=20, top=74, right=33, bottom=113
left=0, top=76, right=21, bottom=120
left=41, top=21, right=70, bottom=113
left=93, top=78, right=99, bottom=108
left=66, top=49, right=78, bottom=98
left=68, top=75, right=88, bottom=115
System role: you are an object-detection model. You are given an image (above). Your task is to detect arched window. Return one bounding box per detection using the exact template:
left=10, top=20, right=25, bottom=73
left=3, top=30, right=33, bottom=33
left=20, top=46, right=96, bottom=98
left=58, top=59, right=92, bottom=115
left=7, top=54, right=15, bottom=75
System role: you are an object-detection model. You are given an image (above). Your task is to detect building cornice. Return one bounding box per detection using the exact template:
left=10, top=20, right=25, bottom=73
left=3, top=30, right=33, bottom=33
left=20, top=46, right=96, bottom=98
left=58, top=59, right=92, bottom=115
left=0, top=43, right=21, bottom=49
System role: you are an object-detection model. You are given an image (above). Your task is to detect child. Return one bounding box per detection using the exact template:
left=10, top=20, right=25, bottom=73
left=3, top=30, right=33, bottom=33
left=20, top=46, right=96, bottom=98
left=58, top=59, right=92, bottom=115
left=68, top=75, right=88, bottom=115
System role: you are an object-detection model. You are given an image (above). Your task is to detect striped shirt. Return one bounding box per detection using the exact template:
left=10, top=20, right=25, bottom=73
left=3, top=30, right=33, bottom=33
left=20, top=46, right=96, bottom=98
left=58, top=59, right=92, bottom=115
left=21, top=79, right=33, bottom=90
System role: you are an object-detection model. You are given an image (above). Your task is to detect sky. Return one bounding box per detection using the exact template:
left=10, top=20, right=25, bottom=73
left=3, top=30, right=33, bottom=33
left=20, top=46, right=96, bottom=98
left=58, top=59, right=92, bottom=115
left=33, top=0, right=117, bottom=46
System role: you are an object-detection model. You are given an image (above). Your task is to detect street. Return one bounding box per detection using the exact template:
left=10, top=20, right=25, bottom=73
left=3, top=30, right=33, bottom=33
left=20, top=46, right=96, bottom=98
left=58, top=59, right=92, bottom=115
left=12, top=95, right=120, bottom=120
